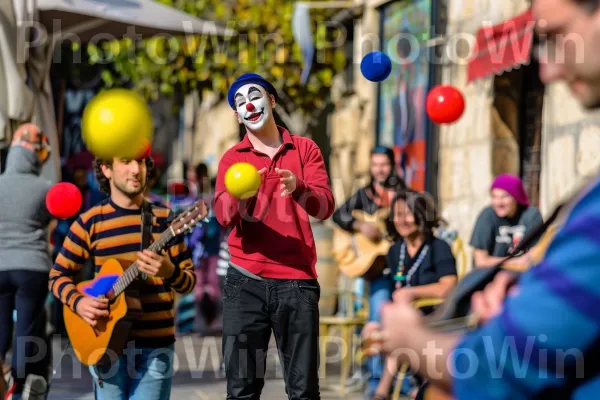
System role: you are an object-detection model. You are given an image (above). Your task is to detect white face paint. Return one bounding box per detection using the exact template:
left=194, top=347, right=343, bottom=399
left=234, top=84, right=272, bottom=131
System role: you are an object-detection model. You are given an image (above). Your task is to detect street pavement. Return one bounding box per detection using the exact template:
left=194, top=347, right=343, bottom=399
left=45, top=334, right=372, bottom=400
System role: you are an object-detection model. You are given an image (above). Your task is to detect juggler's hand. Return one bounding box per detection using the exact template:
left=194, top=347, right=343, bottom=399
left=276, top=168, right=297, bottom=197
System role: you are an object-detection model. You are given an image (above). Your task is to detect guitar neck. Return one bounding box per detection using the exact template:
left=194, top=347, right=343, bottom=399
left=110, top=227, right=175, bottom=298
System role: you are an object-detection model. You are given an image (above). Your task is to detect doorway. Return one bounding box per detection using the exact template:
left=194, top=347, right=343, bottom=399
left=492, top=57, right=544, bottom=208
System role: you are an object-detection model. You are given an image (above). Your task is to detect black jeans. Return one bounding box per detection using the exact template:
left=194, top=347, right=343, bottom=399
left=222, top=267, right=321, bottom=400
left=0, top=270, right=50, bottom=390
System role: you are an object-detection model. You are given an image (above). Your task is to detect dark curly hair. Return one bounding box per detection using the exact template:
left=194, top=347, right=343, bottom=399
left=93, top=156, right=154, bottom=195
left=578, top=0, right=600, bottom=12
left=386, top=189, right=443, bottom=241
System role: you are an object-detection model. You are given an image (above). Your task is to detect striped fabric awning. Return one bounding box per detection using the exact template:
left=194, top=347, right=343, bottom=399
left=467, top=8, right=536, bottom=82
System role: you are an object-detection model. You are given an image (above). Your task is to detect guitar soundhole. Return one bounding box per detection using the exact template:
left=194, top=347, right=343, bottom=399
left=92, top=316, right=111, bottom=337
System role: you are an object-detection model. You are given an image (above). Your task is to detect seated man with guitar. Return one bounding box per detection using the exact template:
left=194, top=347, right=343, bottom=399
left=332, top=146, right=406, bottom=397
left=362, top=0, right=600, bottom=396
left=49, top=153, right=203, bottom=400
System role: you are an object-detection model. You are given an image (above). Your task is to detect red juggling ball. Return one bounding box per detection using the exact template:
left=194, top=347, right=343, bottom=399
left=426, top=85, right=465, bottom=124
left=46, top=182, right=83, bottom=219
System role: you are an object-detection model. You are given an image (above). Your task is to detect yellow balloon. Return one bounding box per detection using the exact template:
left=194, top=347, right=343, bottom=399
left=225, top=162, right=262, bottom=199
left=82, top=89, right=153, bottom=159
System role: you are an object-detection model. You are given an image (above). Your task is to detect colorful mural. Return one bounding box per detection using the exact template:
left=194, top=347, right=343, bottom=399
left=378, top=0, right=432, bottom=191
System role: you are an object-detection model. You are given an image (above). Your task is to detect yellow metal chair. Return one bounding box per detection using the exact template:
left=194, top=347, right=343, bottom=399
left=319, top=277, right=369, bottom=396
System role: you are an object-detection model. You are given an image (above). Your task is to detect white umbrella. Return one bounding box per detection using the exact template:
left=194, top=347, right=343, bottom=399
left=37, top=0, right=234, bottom=41
left=0, top=0, right=234, bottom=182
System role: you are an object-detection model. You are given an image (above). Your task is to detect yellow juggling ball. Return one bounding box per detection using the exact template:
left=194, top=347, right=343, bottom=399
left=82, top=89, right=153, bottom=159
left=225, top=162, right=262, bottom=199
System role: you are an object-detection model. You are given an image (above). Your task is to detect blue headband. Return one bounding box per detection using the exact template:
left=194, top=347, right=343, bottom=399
left=227, top=73, right=278, bottom=109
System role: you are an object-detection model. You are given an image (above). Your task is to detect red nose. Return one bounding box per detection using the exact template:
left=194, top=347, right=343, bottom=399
left=245, top=103, right=255, bottom=112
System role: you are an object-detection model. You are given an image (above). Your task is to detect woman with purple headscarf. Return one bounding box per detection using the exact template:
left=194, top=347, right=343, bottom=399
left=470, top=174, right=543, bottom=268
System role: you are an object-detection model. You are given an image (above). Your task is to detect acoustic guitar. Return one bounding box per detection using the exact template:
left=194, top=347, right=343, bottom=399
left=63, top=200, right=208, bottom=367
left=332, top=209, right=393, bottom=279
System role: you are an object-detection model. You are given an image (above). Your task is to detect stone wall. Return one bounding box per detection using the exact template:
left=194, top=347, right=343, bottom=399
left=438, top=0, right=600, bottom=269
left=436, top=0, right=529, bottom=270
left=180, top=0, right=600, bottom=260
left=328, top=0, right=380, bottom=214
left=540, top=83, right=600, bottom=215
left=182, top=91, right=241, bottom=178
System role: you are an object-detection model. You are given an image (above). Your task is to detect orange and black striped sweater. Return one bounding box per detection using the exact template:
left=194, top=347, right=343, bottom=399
left=49, top=198, right=196, bottom=348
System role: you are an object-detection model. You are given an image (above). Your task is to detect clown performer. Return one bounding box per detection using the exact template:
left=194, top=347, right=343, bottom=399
left=214, top=73, right=335, bottom=399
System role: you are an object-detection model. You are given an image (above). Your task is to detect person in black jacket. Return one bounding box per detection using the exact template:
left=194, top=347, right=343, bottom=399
left=331, top=145, right=407, bottom=397
left=332, top=146, right=407, bottom=238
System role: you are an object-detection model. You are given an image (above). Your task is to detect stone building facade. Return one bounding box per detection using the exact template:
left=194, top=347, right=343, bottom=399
left=438, top=0, right=600, bottom=268
left=182, top=0, right=600, bottom=273
left=539, top=83, right=600, bottom=215
left=328, top=0, right=600, bottom=271
left=436, top=0, right=531, bottom=267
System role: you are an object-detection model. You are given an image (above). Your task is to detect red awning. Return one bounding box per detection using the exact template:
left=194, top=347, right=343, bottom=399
left=467, top=8, right=535, bottom=82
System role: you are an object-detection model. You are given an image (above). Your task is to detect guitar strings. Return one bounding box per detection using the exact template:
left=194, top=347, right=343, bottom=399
left=111, top=232, right=173, bottom=296
left=108, top=203, right=204, bottom=296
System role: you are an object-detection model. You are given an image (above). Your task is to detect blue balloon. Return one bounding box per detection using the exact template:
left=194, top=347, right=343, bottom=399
left=360, top=51, right=392, bottom=82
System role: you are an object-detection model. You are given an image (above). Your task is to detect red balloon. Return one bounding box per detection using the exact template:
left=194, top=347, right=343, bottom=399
left=46, top=182, right=83, bottom=219
left=136, top=139, right=152, bottom=160
left=426, top=85, right=465, bottom=124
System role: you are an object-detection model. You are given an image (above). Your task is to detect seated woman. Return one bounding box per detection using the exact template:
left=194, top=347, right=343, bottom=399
left=371, top=190, right=458, bottom=400
left=470, top=173, right=543, bottom=268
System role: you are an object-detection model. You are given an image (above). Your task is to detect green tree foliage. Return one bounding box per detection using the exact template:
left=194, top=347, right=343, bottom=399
left=78, top=0, right=348, bottom=115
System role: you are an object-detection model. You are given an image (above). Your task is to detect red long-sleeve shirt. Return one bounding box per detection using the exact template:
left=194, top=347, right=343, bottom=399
left=213, top=127, right=335, bottom=279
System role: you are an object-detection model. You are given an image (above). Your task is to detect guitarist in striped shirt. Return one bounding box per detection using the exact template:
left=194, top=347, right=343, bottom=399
left=49, top=154, right=196, bottom=400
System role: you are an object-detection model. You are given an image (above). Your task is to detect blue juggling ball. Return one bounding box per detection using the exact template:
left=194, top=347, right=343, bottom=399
left=360, top=51, right=392, bottom=82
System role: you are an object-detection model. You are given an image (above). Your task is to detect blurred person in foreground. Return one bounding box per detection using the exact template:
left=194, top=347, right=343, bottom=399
left=214, top=73, right=335, bottom=399
left=0, top=124, right=53, bottom=399
left=363, top=0, right=600, bottom=398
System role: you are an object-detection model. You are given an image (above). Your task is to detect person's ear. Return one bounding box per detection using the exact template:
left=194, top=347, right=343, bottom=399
left=234, top=111, right=242, bottom=124
left=101, top=163, right=112, bottom=180
left=270, top=95, right=276, bottom=109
